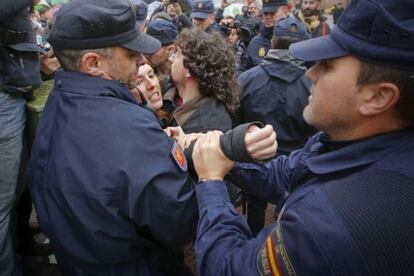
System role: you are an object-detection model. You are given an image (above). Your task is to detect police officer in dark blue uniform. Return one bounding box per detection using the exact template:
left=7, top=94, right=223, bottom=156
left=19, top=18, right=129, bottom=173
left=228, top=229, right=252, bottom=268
left=0, top=0, right=43, bottom=274
left=237, top=16, right=316, bottom=236
left=190, top=0, right=221, bottom=33
left=27, top=0, right=199, bottom=275
left=236, top=0, right=289, bottom=75
left=191, top=0, right=414, bottom=274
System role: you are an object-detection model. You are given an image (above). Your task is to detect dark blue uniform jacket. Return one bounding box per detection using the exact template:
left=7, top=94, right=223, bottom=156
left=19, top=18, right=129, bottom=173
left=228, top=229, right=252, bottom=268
left=237, top=23, right=273, bottom=74
left=195, top=130, right=414, bottom=275
left=28, top=71, right=197, bottom=275
left=238, top=49, right=316, bottom=155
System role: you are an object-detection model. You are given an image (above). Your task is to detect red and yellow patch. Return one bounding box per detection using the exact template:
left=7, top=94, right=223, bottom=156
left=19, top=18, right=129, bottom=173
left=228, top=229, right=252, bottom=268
left=257, top=224, right=296, bottom=276
left=171, top=142, right=187, bottom=172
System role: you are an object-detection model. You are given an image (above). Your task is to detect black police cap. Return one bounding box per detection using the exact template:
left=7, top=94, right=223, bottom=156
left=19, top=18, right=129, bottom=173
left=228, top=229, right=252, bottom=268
left=47, top=0, right=160, bottom=54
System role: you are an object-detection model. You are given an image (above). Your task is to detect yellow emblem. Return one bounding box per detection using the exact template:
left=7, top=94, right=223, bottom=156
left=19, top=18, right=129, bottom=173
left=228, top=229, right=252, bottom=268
left=258, top=47, right=266, bottom=57
left=198, top=2, right=203, bottom=9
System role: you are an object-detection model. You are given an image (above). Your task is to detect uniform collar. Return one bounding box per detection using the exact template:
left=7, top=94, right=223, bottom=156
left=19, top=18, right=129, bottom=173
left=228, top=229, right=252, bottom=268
left=53, top=71, right=137, bottom=104
left=261, top=49, right=306, bottom=82
left=260, top=23, right=274, bottom=39
left=306, top=130, right=414, bottom=174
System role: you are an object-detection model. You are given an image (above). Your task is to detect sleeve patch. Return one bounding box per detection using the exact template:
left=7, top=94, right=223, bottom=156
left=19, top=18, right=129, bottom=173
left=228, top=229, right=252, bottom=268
left=257, top=224, right=296, bottom=276
left=171, top=142, right=187, bottom=172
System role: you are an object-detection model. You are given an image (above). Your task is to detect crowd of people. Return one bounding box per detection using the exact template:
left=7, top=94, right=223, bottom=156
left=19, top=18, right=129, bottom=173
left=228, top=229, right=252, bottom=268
left=1, top=0, right=413, bottom=275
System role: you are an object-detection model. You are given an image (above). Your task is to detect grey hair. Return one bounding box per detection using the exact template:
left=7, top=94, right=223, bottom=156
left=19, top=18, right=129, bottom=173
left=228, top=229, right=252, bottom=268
left=53, top=47, right=113, bottom=72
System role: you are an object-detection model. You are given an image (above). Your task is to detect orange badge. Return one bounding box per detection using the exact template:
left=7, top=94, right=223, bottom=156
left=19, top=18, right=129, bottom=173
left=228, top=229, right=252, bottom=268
left=171, top=142, right=187, bottom=171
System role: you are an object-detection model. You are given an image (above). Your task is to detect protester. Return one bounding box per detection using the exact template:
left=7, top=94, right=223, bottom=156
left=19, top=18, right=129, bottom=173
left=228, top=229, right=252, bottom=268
left=248, top=0, right=261, bottom=17
left=166, top=0, right=193, bottom=32
left=134, top=63, right=173, bottom=127
left=191, top=0, right=414, bottom=274
left=169, top=27, right=239, bottom=133
left=294, top=0, right=330, bottom=37
left=237, top=16, right=316, bottom=236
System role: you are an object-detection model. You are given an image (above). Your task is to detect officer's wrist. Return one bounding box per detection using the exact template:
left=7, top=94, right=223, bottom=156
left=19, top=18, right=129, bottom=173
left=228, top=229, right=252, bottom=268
left=197, top=177, right=223, bottom=185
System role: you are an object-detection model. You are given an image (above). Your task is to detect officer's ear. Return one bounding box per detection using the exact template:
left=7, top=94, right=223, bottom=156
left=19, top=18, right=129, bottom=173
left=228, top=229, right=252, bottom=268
left=80, top=52, right=104, bottom=76
left=358, top=81, right=400, bottom=117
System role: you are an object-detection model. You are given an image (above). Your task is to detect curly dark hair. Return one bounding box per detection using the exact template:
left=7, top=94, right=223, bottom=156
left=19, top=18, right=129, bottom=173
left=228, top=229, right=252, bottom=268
left=175, top=28, right=240, bottom=113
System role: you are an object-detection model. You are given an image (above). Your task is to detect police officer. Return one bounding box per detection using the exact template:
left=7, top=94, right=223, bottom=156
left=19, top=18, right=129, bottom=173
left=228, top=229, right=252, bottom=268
left=145, top=19, right=178, bottom=94
left=27, top=0, right=198, bottom=274
left=191, top=0, right=414, bottom=274
left=190, top=0, right=221, bottom=33
left=0, top=0, right=43, bottom=275
left=236, top=0, right=289, bottom=75
left=237, top=16, right=316, bottom=236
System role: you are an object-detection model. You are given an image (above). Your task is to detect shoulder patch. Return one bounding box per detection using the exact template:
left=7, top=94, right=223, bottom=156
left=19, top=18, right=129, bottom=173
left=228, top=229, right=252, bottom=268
left=258, top=47, right=266, bottom=58
left=257, top=224, right=296, bottom=276
left=171, top=142, right=187, bottom=172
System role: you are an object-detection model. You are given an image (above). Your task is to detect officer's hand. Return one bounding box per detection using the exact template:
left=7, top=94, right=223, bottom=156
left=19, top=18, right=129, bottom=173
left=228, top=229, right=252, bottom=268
left=193, top=131, right=235, bottom=180
left=245, top=124, right=277, bottom=161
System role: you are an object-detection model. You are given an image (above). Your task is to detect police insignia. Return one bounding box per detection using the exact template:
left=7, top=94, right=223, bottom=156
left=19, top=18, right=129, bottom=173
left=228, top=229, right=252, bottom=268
left=258, top=47, right=266, bottom=57
left=257, top=224, right=296, bottom=276
left=198, top=2, right=203, bottom=9
left=171, top=142, right=188, bottom=172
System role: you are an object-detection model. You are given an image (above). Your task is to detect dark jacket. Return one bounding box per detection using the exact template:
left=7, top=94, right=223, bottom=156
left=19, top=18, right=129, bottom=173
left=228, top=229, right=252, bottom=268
left=238, top=49, right=316, bottom=155
left=0, top=0, right=42, bottom=95
left=236, top=23, right=273, bottom=74
left=28, top=71, right=198, bottom=275
left=196, top=130, right=414, bottom=275
left=172, top=95, right=232, bottom=133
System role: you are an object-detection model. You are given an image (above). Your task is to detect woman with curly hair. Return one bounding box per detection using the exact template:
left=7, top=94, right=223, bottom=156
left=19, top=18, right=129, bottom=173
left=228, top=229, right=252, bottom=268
left=168, top=27, right=240, bottom=133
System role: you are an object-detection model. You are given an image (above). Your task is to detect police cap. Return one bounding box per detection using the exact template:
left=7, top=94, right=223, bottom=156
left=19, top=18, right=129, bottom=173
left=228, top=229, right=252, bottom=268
left=47, top=0, right=161, bottom=54
left=273, top=17, right=310, bottom=41
left=191, top=0, right=215, bottom=19
left=131, top=0, right=148, bottom=22
left=290, top=0, right=414, bottom=72
left=146, top=20, right=178, bottom=46
left=262, top=0, right=287, bottom=13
